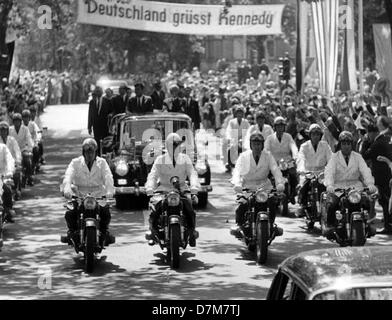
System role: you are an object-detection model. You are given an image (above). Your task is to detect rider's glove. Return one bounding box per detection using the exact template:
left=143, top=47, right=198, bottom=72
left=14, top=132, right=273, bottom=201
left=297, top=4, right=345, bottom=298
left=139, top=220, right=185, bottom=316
left=146, top=188, right=154, bottom=197
left=368, top=185, right=378, bottom=194
left=191, top=195, right=199, bottom=205
left=327, top=186, right=335, bottom=193
left=63, top=186, right=73, bottom=200
left=277, top=184, right=285, bottom=193
left=234, top=185, right=243, bottom=193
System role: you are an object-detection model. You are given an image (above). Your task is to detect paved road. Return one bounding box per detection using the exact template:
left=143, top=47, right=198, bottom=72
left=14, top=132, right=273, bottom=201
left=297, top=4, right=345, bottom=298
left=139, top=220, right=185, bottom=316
left=0, top=104, right=391, bottom=300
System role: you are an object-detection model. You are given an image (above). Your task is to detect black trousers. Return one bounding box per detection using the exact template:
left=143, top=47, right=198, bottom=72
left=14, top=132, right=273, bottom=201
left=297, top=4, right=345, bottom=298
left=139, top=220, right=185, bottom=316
left=38, top=141, right=44, bottom=159
left=286, top=168, right=298, bottom=199
left=378, top=183, right=391, bottom=229
left=150, top=197, right=196, bottom=230
left=65, top=205, right=111, bottom=233
left=22, top=151, right=33, bottom=177
left=235, top=196, right=278, bottom=228
left=32, top=146, right=40, bottom=168
left=2, top=184, right=13, bottom=209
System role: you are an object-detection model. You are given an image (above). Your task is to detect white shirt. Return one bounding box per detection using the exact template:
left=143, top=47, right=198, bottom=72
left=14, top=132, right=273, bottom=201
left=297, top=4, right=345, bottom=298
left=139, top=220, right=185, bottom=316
left=27, top=121, right=41, bottom=145
left=1, top=136, right=21, bottom=165
left=297, top=140, right=332, bottom=173
left=265, top=132, right=298, bottom=162
left=231, top=150, right=285, bottom=191
left=244, top=124, right=274, bottom=150
left=324, top=151, right=375, bottom=190
left=226, top=118, right=250, bottom=143
left=145, top=152, right=201, bottom=193
left=9, top=125, right=34, bottom=153
left=62, top=156, right=115, bottom=197
left=0, top=144, right=15, bottom=177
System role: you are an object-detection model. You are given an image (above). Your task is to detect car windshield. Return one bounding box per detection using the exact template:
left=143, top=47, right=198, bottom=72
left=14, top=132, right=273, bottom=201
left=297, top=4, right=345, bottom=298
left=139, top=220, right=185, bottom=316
left=314, top=287, right=392, bottom=300
left=120, top=119, right=192, bottom=146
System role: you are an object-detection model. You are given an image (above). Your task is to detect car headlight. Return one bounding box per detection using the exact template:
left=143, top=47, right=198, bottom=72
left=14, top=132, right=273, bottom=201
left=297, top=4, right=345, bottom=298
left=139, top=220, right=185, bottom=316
left=167, top=192, right=180, bottom=207
left=255, top=190, right=268, bottom=203
left=348, top=190, right=361, bottom=204
left=83, top=197, right=97, bottom=210
left=195, top=161, right=207, bottom=175
left=115, top=161, right=129, bottom=177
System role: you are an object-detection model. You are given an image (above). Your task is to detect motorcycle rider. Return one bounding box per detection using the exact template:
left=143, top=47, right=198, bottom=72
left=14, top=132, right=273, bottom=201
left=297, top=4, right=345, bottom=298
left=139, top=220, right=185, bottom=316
left=244, top=111, right=274, bottom=150
left=9, top=113, right=34, bottom=187
left=22, top=109, right=41, bottom=173
left=225, top=105, right=250, bottom=172
left=145, top=133, right=200, bottom=247
left=0, top=141, right=15, bottom=223
left=231, top=132, right=285, bottom=236
left=296, top=124, right=332, bottom=217
left=0, top=121, right=22, bottom=201
left=323, top=131, right=378, bottom=236
left=62, top=138, right=115, bottom=246
left=29, top=107, right=45, bottom=165
left=265, top=116, right=299, bottom=204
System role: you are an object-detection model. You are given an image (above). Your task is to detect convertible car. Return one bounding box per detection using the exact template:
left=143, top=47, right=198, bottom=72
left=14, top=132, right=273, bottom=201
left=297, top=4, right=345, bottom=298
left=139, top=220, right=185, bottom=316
left=102, top=111, right=212, bottom=209
left=267, top=246, right=392, bottom=300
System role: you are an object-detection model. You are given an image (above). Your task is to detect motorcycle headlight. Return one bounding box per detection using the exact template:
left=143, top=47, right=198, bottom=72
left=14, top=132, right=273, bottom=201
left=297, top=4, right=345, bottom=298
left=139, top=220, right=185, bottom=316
left=306, top=173, right=314, bottom=180
left=83, top=197, right=97, bottom=210
left=279, top=162, right=288, bottom=171
left=167, top=193, right=180, bottom=207
left=348, top=190, right=361, bottom=204
left=195, top=161, right=207, bottom=175
left=115, top=161, right=129, bottom=177
left=336, top=211, right=343, bottom=220
left=255, top=190, right=268, bottom=203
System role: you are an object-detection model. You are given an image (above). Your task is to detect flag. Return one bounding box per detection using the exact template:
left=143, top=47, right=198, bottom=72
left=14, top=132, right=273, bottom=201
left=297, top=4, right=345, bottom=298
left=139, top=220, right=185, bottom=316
left=340, top=0, right=357, bottom=92
left=310, top=0, right=340, bottom=97
left=296, top=0, right=309, bottom=94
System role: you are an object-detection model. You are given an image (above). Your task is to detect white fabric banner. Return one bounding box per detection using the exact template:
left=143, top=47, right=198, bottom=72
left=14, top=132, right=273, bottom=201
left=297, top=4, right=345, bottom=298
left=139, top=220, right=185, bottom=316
left=77, top=0, right=285, bottom=36
left=373, top=24, right=392, bottom=87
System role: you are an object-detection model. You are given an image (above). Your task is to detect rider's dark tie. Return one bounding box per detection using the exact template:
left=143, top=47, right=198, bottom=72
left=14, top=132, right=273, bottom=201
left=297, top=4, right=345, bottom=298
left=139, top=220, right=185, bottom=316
left=173, top=154, right=176, bottom=168
left=255, top=155, right=260, bottom=166
left=345, top=155, right=350, bottom=166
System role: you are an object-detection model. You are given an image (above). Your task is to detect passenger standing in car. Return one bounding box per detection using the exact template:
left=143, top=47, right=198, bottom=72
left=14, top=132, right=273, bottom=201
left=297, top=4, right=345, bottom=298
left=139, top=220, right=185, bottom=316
left=126, top=83, right=153, bottom=114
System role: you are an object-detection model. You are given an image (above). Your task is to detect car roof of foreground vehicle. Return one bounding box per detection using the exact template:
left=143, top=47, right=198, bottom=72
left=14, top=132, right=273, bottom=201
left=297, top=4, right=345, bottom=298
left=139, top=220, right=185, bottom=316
left=120, top=111, right=192, bottom=122
left=279, top=246, right=392, bottom=296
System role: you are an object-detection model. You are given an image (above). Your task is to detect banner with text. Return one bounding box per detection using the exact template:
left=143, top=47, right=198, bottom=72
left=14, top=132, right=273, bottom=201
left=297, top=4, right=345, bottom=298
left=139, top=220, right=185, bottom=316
left=77, top=0, right=285, bottom=36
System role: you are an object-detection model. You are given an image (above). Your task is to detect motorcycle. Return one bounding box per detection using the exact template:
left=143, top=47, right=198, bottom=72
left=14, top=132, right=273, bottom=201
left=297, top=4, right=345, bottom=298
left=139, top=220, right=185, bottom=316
left=0, top=176, right=14, bottom=249
left=231, top=187, right=283, bottom=264
left=300, top=171, right=324, bottom=230
left=320, top=188, right=378, bottom=247
left=147, top=176, right=197, bottom=269
left=60, top=194, right=116, bottom=273
left=276, top=158, right=296, bottom=217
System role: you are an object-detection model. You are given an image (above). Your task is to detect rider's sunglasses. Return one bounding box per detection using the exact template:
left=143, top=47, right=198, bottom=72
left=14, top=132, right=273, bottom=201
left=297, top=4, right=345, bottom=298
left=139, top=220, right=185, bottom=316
left=341, top=141, right=352, bottom=146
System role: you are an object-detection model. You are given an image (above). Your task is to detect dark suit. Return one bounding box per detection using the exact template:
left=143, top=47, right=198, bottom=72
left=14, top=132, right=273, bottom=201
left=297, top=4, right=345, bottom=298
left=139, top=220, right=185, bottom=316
left=127, top=95, right=153, bottom=114
left=88, top=97, right=112, bottom=154
left=164, top=97, right=185, bottom=113
left=183, top=98, right=201, bottom=130
left=151, top=90, right=165, bottom=110
left=112, top=94, right=128, bottom=115
left=362, top=131, right=392, bottom=229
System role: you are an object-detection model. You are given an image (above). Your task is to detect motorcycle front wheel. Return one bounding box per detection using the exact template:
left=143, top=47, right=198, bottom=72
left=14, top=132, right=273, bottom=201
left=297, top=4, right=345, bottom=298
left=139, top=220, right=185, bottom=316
left=351, top=221, right=366, bottom=247
left=256, top=221, right=269, bottom=264
left=168, top=224, right=181, bottom=269
left=85, top=228, right=96, bottom=273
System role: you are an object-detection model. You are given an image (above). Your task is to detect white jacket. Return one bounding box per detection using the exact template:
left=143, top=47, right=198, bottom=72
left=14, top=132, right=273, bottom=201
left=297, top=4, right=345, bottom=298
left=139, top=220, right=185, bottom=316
left=9, top=125, right=34, bottom=153
left=244, top=124, right=274, bottom=150
left=1, top=136, right=22, bottom=166
left=27, top=121, right=41, bottom=145
left=265, top=132, right=298, bottom=162
left=145, top=153, right=200, bottom=194
left=297, top=140, right=332, bottom=173
left=62, top=156, right=115, bottom=197
left=0, top=144, right=15, bottom=177
left=231, top=150, right=285, bottom=191
left=226, top=118, right=250, bottom=144
left=324, top=151, right=375, bottom=190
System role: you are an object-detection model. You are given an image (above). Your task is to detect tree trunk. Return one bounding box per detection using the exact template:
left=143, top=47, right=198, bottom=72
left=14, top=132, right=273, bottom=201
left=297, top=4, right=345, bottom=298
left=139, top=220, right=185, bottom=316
left=0, top=0, right=13, bottom=79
